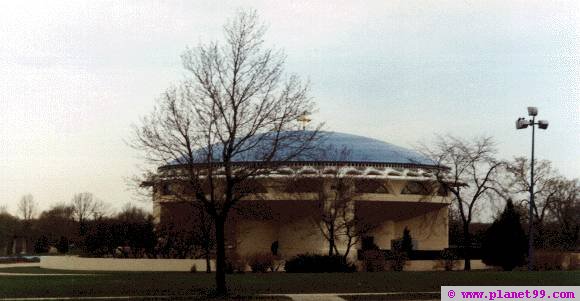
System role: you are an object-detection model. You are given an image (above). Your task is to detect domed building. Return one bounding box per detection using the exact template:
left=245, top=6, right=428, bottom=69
left=149, top=131, right=451, bottom=264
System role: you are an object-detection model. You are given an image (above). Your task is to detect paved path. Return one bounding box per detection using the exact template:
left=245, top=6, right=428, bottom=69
left=0, top=263, right=40, bottom=268
left=272, top=292, right=440, bottom=301
left=285, top=294, right=347, bottom=301
left=0, top=272, right=98, bottom=276
left=0, top=293, right=439, bottom=301
left=0, top=296, right=175, bottom=301
left=0, top=264, right=97, bottom=276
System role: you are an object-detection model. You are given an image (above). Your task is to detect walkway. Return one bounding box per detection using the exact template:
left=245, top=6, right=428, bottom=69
left=285, top=294, right=346, bottom=301
left=0, top=272, right=97, bottom=276
left=272, top=292, right=439, bottom=301
left=0, top=293, right=439, bottom=301
left=0, top=263, right=40, bottom=269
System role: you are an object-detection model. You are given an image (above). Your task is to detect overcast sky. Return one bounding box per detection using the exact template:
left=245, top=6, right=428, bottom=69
left=0, top=0, right=578, bottom=216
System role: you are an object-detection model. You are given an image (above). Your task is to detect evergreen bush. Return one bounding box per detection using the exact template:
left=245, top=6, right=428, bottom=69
left=481, top=200, right=527, bottom=271
left=285, top=254, right=355, bottom=273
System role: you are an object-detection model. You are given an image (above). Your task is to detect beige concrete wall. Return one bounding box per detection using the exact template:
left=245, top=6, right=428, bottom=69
left=233, top=200, right=328, bottom=258
left=406, top=259, right=490, bottom=271
left=369, top=220, right=395, bottom=250
left=236, top=220, right=277, bottom=257
left=40, top=256, right=215, bottom=272
left=39, top=256, right=492, bottom=272
left=233, top=200, right=450, bottom=259
left=152, top=202, right=161, bottom=224
left=278, top=216, right=326, bottom=258
left=456, top=259, right=490, bottom=270
left=153, top=175, right=453, bottom=262
left=394, top=206, right=448, bottom=250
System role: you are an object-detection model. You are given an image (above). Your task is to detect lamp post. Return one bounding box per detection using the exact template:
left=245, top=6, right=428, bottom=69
left=515, top=107, right=549, bottom=271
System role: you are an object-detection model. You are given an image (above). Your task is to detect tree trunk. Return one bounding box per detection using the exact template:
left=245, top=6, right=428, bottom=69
left=205, top=249, right=211, bottom=273
left=79, top=220, right=87, bottom=236
left=214, top=216, right=227, bottom=295
left=328, top=223, right=335, bottom=256
left=463, top=224, right=471, bottom=271
left=535, top=222, right=544, bottom=249
left=342, top=236, right=353, bottom=262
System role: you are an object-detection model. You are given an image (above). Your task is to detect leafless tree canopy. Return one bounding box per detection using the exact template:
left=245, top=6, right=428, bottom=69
left=504, top=157, right=559, bottom=223
left=421, top=135, right=502, bottom=270
left=547, top=178, right=579, bottom=249
left=91, top=199, right=110, bottom=220
left=494, top=158, right=579, bottom=249
left=315, top=173, right=374, bottom=260
left=117, top=203, right=150, bottom=222
left=40, top=203, right=75, bottom=220
left=134, top=10, right=319, bottom=209
left=17, top=194, right=36, bottom=221
left=71, top=192, right=107, bottom=223
left=132, top=10, right=320, bottom=294
left=310, top=148, right=374, bottom=259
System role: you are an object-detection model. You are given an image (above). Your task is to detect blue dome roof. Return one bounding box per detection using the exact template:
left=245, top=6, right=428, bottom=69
left=302, top=131, right=432, bottom=165
left=171, top=131, right=433, bottom=166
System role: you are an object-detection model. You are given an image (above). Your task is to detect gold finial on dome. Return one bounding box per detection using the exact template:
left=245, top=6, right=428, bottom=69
left=297, top=111, right=312, bottom=130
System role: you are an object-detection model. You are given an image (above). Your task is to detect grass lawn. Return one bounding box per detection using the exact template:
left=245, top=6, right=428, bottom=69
left=0, top=268, right=578, bottom=299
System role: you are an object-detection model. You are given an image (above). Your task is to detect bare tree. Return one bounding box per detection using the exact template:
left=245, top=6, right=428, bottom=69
left=117, top=203, right=149, bottom=222
left=71, top=192, right=108, bottom=234
left=194, top=204, right=214, bottom=273
left=132, top=10, right=319, bottom=294
left=313, top=170, right=376, bottom=261
left=316, top=174, right=355, bottom=257
left=502, top=157, right=561, bottom=247
left=422, top=135, right=502, bottom=271
left=41, top=203, right=75, bottom=220
left=506, top=158, right=559, bottom=222
left=71, top=192, right=94, bottom=227
left=91, top=199, right=110, bottom=220
left=0, top=208, right=18, bottom=255
left=37, top=203, right=78, bottom=250
left=547, top=178, right=579, bottom=250
left=17, top=194, right=36, bottom=221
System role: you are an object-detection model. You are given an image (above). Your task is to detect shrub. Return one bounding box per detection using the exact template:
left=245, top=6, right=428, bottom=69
left=401, top=227, right=413, bottom=254
left=440, top=249, right=458, bottom=271
left=481, top=200, right=527, bottom=271
left=285, top=254, right=356, bottom=273
left=57, top=236, right=69, bottom=254
left=246, top=252, right=276, bottom=273
left=225, top=252, right=246, bottom=274
left=387, top=251, right=408, bottom=272
left=386, top=227, right=412, bottom=271
left=34, top=236, right=49, bottom=254
left=362, top=250, right=387, bottom=272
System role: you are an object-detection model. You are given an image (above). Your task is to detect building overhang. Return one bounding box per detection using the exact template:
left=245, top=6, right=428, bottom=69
left=147, top=162, right=451, bottom=182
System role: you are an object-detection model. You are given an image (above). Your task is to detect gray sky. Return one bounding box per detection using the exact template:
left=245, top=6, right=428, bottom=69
left=1, top=0, right=578, bottom=215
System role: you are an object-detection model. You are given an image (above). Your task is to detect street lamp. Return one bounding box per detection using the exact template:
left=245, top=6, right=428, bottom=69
left=515, top=106, right=549, bottom=271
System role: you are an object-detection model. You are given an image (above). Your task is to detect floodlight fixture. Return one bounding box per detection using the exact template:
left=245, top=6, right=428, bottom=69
left=538, top=120, right=549, bottom=130
left=528, top=106, right=538, bottom=116
left=516, top=118, right=529, bottom=130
